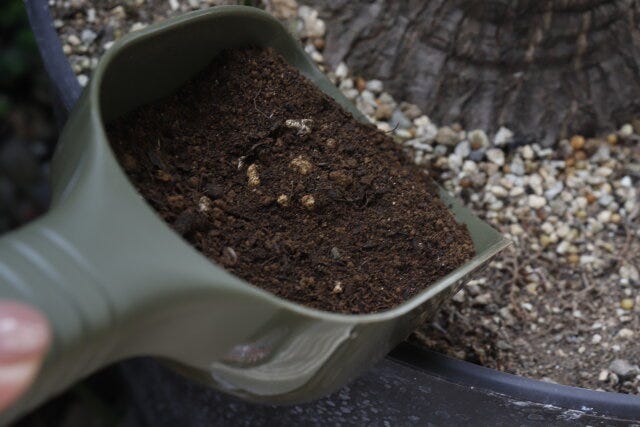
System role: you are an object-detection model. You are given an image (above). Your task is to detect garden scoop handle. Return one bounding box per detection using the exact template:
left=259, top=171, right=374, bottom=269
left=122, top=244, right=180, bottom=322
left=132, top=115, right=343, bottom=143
left=0, top=198, right=274, bottom=423
left=0, top=212, right=126, bottom=421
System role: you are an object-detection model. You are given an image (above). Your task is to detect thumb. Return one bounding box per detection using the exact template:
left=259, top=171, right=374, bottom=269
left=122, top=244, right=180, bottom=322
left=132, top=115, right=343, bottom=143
left=0, top=301, right=51, bottom=412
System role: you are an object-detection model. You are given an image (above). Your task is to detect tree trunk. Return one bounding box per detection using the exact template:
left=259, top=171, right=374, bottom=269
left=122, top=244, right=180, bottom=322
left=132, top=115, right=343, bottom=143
left=305, top=0, right=640, bottom=145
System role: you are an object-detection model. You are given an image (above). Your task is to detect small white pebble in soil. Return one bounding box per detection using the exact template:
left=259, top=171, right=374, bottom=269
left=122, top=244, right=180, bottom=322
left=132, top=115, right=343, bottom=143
left=110, top=5, right=126, bottom=19
left=468, top=129, right=489, bottom=150
left=130, top=22, right=148, bottom=32
left=277, top=194, right=289, bottom=207
left=599, top=370, right=609, bottom=382
left=81, top=29, right=97, bottom=44
left=452, top=289, right=466, bottom=303
left=493, top=126, right=514, bottom=146
left=334, top=62, right=348, bottom=79
left=86, top=8, right=96, bottom=23
left=198, top=196, right=212, bottom=213
left=620, top=176, right=633, bottom=188
left=289, top=155, right=313, bottom=175
left=332, top=281, right=344, bottom=294
left=521, top=145, right=535, bottom=160
left=609, top=359, right=639, bottom=379
left=310, top=51, right=323, bottom=63
left=247, top=164, right=260, bottom=187
left=490, top=185, right=508, bottom=198
left=619, top=123, right=634, bottom=137
left=597, top=210, right=612, bottom=223
left=285, top=118, right=314, bottom=135
left=616, top=328, right=634, bottom=339
left=301, top=194, right=315, bottom=210
left=365, top=79, right=383, bottom=93
left=528, top=194, right=547, bottom=209
left=67, top=34, right=81, bottom=46
left=592, top=334, right=602, bottom=344
left=77, top=74, right=89, bottom=87
left=297, top=6, right=326, bottom=38
left=435, top=126, right=459, bottom=146
left=620, top=264, right=639, bottom=282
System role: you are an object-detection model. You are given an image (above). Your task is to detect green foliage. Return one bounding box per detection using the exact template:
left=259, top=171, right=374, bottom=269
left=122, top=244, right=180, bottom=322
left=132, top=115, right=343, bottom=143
left=0, top=0, right=26, bottom=28
left=0, top=0, right=40, bottom=120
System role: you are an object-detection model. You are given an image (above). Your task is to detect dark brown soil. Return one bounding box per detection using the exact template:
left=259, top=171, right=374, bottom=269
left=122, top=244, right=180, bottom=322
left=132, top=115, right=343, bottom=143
left=107, top=47, right=475, bottom=314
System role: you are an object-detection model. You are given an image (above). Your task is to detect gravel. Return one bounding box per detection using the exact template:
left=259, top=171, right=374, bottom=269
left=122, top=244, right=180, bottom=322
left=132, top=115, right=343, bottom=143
left=50, top=0, right=640, bottom=394
left=609, top=359, right=639, bottom=380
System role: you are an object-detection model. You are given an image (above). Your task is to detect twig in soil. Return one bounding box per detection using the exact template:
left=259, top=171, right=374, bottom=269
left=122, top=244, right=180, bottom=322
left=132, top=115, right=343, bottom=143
left=384, top=122, right=400, bottom=134
left=507, top=247, right=520, bottom=288
left=414, top=328, right=453, bottom=346
left=246, top=140, right=269, bottom=156
left=616, top=207, right=638, bottom=264
left=578, top=273, right=595, bottom=297
left=253, top=87, right=274, bottom=120
left=430, top=322, right=449, bottom=336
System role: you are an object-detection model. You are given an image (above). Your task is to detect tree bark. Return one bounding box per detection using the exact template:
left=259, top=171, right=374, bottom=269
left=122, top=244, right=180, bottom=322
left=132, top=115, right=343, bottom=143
left=305, top=0, right=640, bottom=144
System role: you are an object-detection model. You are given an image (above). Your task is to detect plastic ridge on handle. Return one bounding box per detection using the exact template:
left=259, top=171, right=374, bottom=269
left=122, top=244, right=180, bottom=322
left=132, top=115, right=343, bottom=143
left=0, top=215, right=118, bottom=420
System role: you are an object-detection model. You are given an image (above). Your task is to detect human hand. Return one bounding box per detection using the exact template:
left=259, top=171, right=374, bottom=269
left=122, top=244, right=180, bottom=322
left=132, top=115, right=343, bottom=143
left=0, top=301, right=50, bottom=412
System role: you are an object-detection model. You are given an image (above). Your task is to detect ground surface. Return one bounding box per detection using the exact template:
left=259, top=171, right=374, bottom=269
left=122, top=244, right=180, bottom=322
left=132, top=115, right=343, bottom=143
left=44, top=0, right=640, bottom=394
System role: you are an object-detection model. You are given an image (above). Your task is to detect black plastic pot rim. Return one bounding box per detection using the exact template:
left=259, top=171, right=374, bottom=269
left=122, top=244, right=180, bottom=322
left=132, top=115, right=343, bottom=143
left=24, top=0, right=640, bottom=423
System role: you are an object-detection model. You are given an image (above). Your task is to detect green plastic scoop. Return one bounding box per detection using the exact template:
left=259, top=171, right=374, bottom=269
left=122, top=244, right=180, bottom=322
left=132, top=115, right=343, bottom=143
left=0, top=6, right=510, bottom=423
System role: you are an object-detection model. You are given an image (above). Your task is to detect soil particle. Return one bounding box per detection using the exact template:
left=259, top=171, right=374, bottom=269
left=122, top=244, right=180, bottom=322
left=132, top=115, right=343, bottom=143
left=108, top=47, right=475, bottom=314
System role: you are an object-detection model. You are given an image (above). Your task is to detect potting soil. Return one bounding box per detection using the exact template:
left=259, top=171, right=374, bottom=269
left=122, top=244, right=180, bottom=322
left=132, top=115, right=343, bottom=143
left=107, top=47, right=475, bottom=314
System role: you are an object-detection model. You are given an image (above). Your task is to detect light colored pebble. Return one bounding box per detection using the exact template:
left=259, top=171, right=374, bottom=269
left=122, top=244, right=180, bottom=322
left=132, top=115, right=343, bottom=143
left=301, top=194, right=315, bottom=210
left=617, top=328, right=634, bottom=339
left=289, top=155, right=313, bottom=175
left=77, top=74, right=89, bottom=86
left=621, top=298, right=634, bottom=310
left=247, top=164, right=260, bottom=187
left=198, top=196, right=212, bottom=212
left=468, top=129, right=489, bottom=150
left=493, top=126, right=513, bottom=146
left=81, top=29, right=97, bottom=44
left=609, top=359, right=639, bottom=379
left=598, top=370, right=609, bottom=382
left=486, top=148, right=505, bottom=166
left=620, top=123, right=634, bottom=136
left=334, top=62, right=348, bottom=79
left=490, top=186, right=508, bottom=198
left=365, top=79, right=383, bottom=93
left=435, top=126, right=459, bottom=146
left=597, top=210, right=612, bottom=223
left=528, top=195, right=547, bottom=209
left=285, top=118, right=314, bottom=135
left=277, top=194, right=289, bottom=207
left=521, top=145, right=534, bottom=160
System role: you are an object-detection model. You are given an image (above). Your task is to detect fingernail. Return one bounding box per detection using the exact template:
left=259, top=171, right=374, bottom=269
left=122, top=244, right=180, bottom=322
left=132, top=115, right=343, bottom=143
left=0, top=301, right=50, bottom=362
left=0, top=302, right=51, bottom=411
